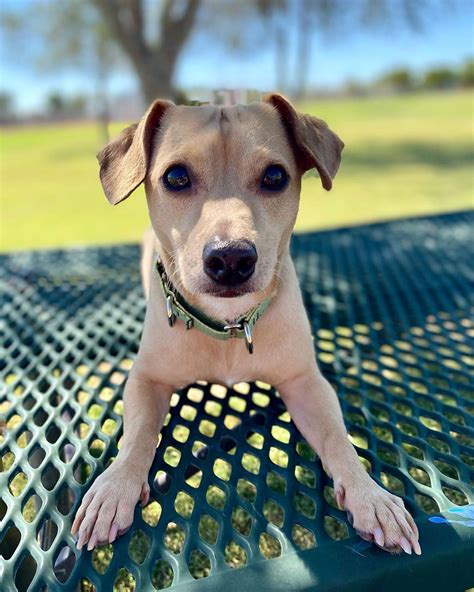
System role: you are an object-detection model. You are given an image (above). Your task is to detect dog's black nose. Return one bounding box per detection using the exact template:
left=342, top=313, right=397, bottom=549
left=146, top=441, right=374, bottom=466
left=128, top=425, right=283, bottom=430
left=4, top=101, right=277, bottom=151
left=203, top=240, right=258, bottom=286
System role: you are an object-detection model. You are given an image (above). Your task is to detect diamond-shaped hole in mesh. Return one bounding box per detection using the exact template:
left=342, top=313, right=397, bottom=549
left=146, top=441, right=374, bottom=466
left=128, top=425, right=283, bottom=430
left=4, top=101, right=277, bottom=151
left=414, top=493, right=440, bottom=514
left=37, top=517, right=58, bottom=551
left=22, top=492, right=42, bottom=523
left=259, top=532, right=282, bottom=559
left=79, top=578, right=96, bottom=591
left=173, top=424, right=190, bottom=443
left=101, top=417, right=118, bottom=436
left=206, top=485, right=226, bottom=510
left=198, top=419, right=216, bottom=437
left=263, top=499, right=284, bottom=527
left=57, top=484, right=76, bottom=516
left=231, top=506, right=252, bottom=536
left=292, top=524, right=316, bottom=549
left=16, top=429, right=32, bottom=448
left=220, top=436, right=237, bottom=455
left=442, top=485, right=469, bottom=506
left=181, top=405, right=198, bottom=422
left=224, top=414, right=241, bottom=430
left=246, top=431, right=264, bottom=449
left=408, top=465, right=432, bottom=487
left=237, top=478, right=256, bottom=502
left=185, top=464, right=203, bottom=488
left=252, top=392, right=270, bottom=407
left=129, top=529, right=150, bottom=564
left=73, top=460, right=92, bottom=485
left=213, top=458, right=232, bottom=481
left=271, top=426, right=290, bottom=444
left=53, top=544, right=76, bottom=583
left=142, top=499, right=162, bottom=527
left=192, top=441, right=209, bottom=460
left=92, top=544, right=114, bottom=574
left=113, top=568, right=136, bottom=591
left=266, top=470, right=287, bottom=494
left=154, top=470, right=171, bottom=494
left=0, top=525, right=21, bottom=559
left=175, top=491, right=195, bottom=518
left=205, top=400, right=222, bottom=417
left=269, top=447, right=288, bottom=468
left=295, top=465, right=316, bottom=488
left=434, top=459, right=459, bottom=480
left=164, top=446, right=181, bottom=468
left=88, top=438, right=105, bottom=459
left=294, top=491, right=316, bottom=518
left=164, top=522, right=185, bottom=554
left=41, top=463, right=60, bottom=491
left=229, top=396, right=247, bottom=413
left=296, top=440, right=316, bottom=461
left=9, top=471, right=28, bottom=497
left=15, top=551, right=37, bottom=592
left=188, top=548, right=211, bottom=579
left=323, top=485, right=339, bottom=509
left=151, top=559, right=174, bottom=590
left=324, top=516, right=349, bottom=540
left=241, top=452, right=260, bottom=475
left=28, top=446, right=46, bottom=469
left=33, top=408, right=48, bottom=426
left=46, top=422, right=61, bottom=444
left=198, top=514, right=219, bottom=545
left=380, top=472, right=405, bottom=496
left=224, top=540, right=247, bottom=569
left=22, top=394, right=36, bottom=410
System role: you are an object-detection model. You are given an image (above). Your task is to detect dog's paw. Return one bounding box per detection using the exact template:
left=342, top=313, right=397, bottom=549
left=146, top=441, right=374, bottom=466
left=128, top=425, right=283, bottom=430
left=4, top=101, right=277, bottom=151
left=71, top=460, right=150, bottom=551
left=334, top=476, right=421, bottom=555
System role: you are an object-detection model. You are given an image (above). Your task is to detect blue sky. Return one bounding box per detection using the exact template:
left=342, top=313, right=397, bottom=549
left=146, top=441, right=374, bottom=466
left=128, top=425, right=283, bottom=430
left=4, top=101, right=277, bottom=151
left=1, top=2, right=473, bottom=113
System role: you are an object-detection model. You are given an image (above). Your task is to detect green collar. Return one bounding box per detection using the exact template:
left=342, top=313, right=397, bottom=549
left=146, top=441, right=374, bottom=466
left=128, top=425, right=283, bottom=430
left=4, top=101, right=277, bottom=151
left=155, top=259, right=271, bottom=353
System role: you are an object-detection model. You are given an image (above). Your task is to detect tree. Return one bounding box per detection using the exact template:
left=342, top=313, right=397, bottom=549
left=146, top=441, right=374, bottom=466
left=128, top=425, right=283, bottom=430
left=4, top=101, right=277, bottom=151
left=459, top=59, right=474, bottom=87
left=376, top=68, right=415, bottom=93
left=423, top=67, right=458, bottom=90
left=0, top=92, right=14, bottom=123
left=92, top=0, right=200, bottom=103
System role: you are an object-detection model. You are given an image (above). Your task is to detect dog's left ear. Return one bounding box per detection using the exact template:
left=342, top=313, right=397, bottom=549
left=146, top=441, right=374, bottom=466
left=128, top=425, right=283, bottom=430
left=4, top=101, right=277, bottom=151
left=265, top=93, right=344, bottom=190
left=97, top=99, right=174, bottom=205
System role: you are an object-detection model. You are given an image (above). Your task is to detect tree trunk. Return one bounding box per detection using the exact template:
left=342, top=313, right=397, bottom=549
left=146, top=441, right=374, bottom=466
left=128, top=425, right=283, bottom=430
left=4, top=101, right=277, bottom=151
left=295, top=0, right=311, bottom=99
left=93, top=0, right=199, bottom=106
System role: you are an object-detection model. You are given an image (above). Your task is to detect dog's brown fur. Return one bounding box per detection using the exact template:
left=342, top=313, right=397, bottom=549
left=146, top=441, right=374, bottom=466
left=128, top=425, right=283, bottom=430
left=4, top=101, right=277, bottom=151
left=72, top=95, right=421, bottom=556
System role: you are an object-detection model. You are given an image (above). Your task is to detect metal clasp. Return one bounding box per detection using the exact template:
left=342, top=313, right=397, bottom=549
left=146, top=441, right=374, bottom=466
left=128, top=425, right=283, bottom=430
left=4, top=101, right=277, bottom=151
left=223, top=322, right=242, bottom=339
left=166, top=294, right=176, bottom=327
left=223, top=320, right=253, bottom=354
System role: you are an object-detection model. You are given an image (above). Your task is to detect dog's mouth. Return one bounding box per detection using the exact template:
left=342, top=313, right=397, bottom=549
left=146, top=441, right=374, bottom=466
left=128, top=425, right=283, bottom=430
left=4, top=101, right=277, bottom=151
left=201, top=284, right=255, bottom=298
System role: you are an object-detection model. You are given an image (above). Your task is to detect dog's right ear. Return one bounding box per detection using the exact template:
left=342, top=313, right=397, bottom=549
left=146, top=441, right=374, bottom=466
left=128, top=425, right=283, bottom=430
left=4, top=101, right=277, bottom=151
left=264, top=93, right=344, bottom=191
left=97, top=99, right=173, bottom=205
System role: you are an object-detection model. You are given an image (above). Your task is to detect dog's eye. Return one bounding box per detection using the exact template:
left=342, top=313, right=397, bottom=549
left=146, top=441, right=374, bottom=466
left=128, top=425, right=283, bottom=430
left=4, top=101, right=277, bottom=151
left=163, top=165, right=191, bottom=191
left=261, top=164, right=288, bottom=191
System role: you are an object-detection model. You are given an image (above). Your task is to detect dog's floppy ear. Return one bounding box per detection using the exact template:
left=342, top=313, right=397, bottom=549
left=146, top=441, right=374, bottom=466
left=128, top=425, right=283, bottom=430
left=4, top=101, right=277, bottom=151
left=265, top=93, right=344, bottom=190
left=97, top=99, right=173, bottom=205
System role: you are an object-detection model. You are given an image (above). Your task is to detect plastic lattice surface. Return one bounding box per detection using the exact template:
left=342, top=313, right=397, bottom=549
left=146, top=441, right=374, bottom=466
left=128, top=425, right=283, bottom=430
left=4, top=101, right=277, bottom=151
left=1, top=212, right=473, bottom=592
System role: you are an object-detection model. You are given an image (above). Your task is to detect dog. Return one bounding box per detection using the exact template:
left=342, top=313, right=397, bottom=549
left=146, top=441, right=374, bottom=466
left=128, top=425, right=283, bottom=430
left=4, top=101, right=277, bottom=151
left=72, top=94, right=421, bottom=556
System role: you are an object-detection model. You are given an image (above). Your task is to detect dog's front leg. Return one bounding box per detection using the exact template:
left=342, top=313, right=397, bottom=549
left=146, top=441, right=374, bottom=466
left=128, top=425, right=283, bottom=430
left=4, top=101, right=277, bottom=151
left=277, top=369, right=421, bottom=555
left=72, top=369, right=172, bottom=550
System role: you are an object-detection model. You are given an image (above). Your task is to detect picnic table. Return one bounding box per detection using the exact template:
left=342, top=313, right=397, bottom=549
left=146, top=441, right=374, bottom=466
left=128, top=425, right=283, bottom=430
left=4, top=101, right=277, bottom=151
left=1, top=211, right=473, bottom=592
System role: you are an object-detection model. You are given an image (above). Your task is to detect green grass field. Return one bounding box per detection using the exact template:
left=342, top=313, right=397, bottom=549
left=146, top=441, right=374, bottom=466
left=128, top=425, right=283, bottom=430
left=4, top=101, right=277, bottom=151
left=1, top=90, right=473, bottom=252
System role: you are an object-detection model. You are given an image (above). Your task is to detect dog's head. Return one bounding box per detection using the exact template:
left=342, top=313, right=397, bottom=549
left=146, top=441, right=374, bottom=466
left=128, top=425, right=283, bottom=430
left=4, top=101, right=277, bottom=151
left=97, top=94, right=343, bottom=315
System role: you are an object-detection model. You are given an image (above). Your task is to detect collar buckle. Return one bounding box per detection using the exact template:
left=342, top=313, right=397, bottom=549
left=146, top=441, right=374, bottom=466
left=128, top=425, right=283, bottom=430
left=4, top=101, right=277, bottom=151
left=223, top=322, right=242, bottom=339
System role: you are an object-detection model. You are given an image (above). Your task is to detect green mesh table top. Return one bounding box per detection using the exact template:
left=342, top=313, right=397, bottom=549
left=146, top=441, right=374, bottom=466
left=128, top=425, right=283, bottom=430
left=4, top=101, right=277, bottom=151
left=1, top=211, right=473, bottom=592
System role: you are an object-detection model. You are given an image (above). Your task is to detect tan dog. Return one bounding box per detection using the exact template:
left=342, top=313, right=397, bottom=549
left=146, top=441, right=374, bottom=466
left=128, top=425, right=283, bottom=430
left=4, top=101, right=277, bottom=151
left=72, top=95, right=421, bottom=555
